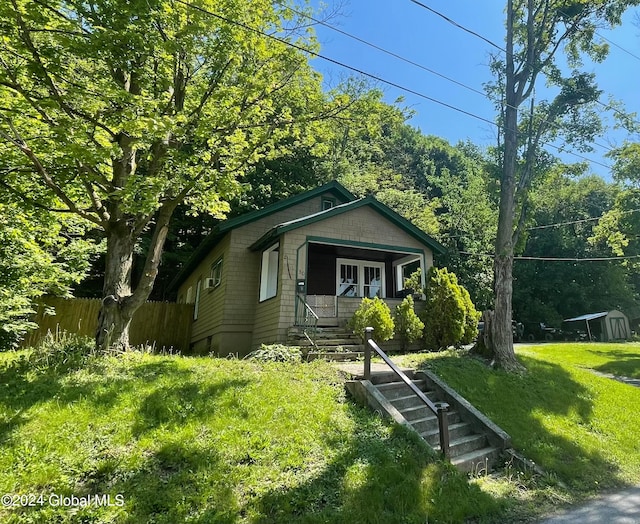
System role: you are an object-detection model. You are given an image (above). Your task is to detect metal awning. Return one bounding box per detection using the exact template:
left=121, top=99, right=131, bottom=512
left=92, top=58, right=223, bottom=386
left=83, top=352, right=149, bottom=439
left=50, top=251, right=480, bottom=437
left=564, top=312, right=608, bottom=322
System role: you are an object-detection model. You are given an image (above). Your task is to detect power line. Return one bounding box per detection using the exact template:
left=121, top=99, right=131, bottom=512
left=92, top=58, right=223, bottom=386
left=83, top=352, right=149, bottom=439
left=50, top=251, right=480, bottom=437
left=284, top=5, right=486, bottom=98
left=286, top=4, right=617, bottom=156
left=527, top=207, right=640, bottom=230
left=459, top=251, right=640, bottom=262
left=408, top=0, right=505, bottom=53
left=596, top=32, right=640, bottom=63
left=409, top=0, right=640, bottom=129
left=174, top=0, right=613, bottom=171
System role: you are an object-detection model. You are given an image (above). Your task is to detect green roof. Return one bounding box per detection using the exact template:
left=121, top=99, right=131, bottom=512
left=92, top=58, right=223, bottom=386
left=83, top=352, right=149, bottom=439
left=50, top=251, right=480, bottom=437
left=169, top=181, right=355, bottom=290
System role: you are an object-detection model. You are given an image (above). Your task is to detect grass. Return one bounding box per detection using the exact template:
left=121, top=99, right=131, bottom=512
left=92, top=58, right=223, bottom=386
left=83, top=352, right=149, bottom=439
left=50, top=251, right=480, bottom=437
left=3, top=339, right=638, bottom=523
left=397, top=342, right=640, bottom=500
left=0, top=340, right=504, bottom=524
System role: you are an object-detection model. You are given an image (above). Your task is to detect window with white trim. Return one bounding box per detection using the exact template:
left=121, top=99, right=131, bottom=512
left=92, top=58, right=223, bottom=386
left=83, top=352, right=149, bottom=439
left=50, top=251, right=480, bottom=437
left=259, top=243, right=279, bottom=301
left=394, top=256, right=422, bottom=292
left=194, top=279, right=202, bottom=320
left=336, top=258, right=385, bottom=298
left=211, top=257, right=223, bottom=288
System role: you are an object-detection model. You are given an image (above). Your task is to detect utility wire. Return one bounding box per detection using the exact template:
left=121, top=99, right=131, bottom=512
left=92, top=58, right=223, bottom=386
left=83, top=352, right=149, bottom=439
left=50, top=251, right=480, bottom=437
left=285, top=4, right=616, bottom=155
left=175, top=0, right=614, bottom=171
left=527, top=207, right=640, bottom=230
left=459, top=251, right=640, bottom=262
left=596, top=32, right=640, bottom=62
left=409, top=0, right=640, bottom=128
left=408, top=0, right=506, bottom=52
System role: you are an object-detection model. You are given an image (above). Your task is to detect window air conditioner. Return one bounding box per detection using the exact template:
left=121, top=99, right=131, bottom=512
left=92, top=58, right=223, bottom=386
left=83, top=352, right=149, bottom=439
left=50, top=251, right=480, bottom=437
left=204, top=277, right=216, bottom=289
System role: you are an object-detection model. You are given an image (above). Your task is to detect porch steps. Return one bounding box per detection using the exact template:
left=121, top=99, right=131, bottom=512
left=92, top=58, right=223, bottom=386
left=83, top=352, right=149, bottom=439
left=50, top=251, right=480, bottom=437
left=287, top=326, right=363, bottom=361
left=368, top=373, right=503, bottom=473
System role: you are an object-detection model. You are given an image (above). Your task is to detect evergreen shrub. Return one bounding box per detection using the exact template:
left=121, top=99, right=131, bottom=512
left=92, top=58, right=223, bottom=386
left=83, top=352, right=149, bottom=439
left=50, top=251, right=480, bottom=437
left=349, top=297, right=394, bottom=342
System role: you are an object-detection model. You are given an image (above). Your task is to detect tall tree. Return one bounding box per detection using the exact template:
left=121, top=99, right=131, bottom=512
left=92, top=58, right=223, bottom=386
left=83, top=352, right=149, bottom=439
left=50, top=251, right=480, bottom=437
left=489, top=0, right=639, bottom=371
left=0, top=0, right=339, bottom=350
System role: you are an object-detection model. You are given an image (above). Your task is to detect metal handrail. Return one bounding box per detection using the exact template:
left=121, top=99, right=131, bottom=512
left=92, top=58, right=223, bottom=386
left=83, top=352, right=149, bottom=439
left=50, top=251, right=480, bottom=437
left=364, top=327, right=450, bottom=458
left=295, top=295, right=319, bottom=347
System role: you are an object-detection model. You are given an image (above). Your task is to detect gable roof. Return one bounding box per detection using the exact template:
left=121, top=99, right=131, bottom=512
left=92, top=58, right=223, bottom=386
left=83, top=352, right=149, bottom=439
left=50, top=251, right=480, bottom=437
left=169, top=181, right=355, bottom=290
left=249, top=195, right=446, bottom=254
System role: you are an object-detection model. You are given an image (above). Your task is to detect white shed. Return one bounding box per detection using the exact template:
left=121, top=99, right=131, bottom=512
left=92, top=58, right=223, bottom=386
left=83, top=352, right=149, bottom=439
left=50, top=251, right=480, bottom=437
left=564, top=310, right=630, bottom=341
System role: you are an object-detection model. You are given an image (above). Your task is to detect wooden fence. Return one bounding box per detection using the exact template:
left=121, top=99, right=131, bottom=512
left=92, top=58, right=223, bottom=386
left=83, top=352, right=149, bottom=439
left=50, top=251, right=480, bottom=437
left=22, top=296, right=194, bottom=352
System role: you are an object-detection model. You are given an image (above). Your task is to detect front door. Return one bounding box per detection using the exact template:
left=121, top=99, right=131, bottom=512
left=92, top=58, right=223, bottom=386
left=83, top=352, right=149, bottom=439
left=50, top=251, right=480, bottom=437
left=336, top=258, right=385, bottom=298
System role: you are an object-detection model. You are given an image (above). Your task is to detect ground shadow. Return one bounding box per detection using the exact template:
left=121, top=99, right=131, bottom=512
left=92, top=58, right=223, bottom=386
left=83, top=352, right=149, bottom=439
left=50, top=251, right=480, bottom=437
left=587, top=349, right=640, bottom=379
left=415, top=353, right=625, bottom=493
left=132, top=378, right=250, bottom=436
left=254, top=403, right=504, bottom=524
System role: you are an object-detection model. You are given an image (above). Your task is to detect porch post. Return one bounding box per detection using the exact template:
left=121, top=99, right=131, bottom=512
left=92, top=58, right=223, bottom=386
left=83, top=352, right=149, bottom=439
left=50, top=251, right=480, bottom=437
left=364, top=327, right=373, bottom=380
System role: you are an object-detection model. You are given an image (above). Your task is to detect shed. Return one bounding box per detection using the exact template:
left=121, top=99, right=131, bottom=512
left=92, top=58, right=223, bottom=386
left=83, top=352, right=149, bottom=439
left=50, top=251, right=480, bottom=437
left=563, top=310, right=630, bottom=341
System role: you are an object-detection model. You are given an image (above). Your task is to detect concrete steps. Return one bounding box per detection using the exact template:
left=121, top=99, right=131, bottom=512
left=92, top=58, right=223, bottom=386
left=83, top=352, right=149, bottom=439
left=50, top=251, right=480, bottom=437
left=373, top=376, right=502, bottom=473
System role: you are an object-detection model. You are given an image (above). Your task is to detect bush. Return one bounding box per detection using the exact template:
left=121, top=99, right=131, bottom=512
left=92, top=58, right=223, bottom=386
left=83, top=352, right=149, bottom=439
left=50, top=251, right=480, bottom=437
left=27, top=329, right=95, bottom=373
left=348, top=297, right=394, bottom=342
left=421, top=267, right=480, bottom=350
left=245, top=344, right=302, bottom=363
left=395, top=296, right=425, bottom=350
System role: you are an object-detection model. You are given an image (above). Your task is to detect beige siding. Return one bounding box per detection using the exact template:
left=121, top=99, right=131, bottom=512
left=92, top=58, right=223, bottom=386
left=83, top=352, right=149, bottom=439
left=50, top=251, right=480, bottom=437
left=278, top=206, right=434, bottom=332
left=182, top=194, right=339, bottom=355
left=178, top=233, right=231, bottom=353
left=180, top=195, right=435, bottom=355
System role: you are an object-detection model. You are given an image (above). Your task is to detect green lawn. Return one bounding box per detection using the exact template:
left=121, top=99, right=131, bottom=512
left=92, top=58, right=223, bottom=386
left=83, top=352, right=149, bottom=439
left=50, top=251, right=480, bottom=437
left=0, top=345, right=502, bottom=524
left=398, top=342, right=640, bottom=495
left=2, top=341, right=638, bottom=523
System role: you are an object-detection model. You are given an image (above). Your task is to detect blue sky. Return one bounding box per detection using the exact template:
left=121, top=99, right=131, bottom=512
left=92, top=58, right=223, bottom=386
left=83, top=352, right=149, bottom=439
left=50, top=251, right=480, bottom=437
left=307, top=1, right=640, bottom=179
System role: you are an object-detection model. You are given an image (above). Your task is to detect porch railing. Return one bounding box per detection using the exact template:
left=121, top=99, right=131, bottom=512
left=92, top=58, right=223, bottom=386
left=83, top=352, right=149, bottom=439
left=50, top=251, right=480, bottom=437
left=295, top=295, right=319, bottom=347
left=364, top=327, right=450, bottom=458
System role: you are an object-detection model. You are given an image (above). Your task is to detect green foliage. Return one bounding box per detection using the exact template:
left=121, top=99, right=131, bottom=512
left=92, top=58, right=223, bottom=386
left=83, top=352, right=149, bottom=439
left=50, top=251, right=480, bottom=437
left=422, top=267, right=479, bottom=350
left=0, top=200, right=98, bottom=350
left=0, top=351, right=504, bottom=523
left=403, top=267, right=423, bottom=295
left=460, top=285, right=481, bottom=344
left=245, top=343, right=302, bottom=363
left=26, top=330, right=95, bottom=373
left=400, top=342, right=640, bottom=499
left=394, top=296, right=425, bottom=350
left=348, top=297, right=394, bottom=342
left=514, top=173, right=637, bottom=324
left=0, top=0, right=338, bottom=348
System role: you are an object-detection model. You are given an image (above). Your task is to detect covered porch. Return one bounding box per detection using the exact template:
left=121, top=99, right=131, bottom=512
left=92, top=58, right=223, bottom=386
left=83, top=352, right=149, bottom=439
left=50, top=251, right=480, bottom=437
left=297, top=240, right=427, bottom=327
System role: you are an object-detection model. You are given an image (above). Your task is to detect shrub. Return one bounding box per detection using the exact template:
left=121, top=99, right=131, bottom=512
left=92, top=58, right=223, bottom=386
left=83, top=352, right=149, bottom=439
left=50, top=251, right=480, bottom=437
left=27, top=329, right=95, bottom=373
left=421, top=267, right=479, bottom=350
left=349, top=297, right=394, bottom=342
left=245, top=344, right=302, bottom=363
left=460, top=285, right=481, bottom=344
left=395, top=296, right=425, bottom=350
left=403, top=268, right=423, bottom=296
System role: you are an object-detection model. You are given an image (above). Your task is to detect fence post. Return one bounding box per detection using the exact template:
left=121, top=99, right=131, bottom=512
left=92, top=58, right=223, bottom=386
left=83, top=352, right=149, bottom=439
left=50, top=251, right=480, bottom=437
left=364, top=327, right=373, bottom=380
left=435, top=401, right=450, bottom=458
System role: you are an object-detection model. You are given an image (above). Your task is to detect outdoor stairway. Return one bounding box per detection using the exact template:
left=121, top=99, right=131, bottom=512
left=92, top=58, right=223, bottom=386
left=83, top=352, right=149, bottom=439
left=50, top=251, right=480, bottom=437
left=287, top=326, right=363, bottom=361
left=362, top=372, right=505, bottom=473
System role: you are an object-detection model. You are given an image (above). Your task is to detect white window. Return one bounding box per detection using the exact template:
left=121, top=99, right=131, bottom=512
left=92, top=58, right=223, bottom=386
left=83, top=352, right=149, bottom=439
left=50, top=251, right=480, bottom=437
left=336, top=258, right=386, bottom=298
left=259, top=243, right=279, bottom=301
left=394, top=255, right=422, bottom=292
left=186, top=286, right=193, bottom=304
left=194, top=279, right=202, bottom=320
left=211, top=257, right=223, bottom=288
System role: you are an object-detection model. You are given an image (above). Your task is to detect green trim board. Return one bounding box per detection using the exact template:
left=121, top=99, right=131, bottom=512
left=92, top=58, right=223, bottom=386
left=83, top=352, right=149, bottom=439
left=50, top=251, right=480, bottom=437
left=305, top=236, right=425, bottom=254
left=168, top=181, right=355, bottom=290
left=249, top=196, right=445, bottom=254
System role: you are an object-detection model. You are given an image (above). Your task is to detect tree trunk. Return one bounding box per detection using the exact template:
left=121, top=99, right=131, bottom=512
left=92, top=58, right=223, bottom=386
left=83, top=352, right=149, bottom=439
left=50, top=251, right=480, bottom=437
left=490, top=0, right=525, bottom=373
left=96, top=225, right=136, bottom=351
left=95, top=203, right=176, bottom=352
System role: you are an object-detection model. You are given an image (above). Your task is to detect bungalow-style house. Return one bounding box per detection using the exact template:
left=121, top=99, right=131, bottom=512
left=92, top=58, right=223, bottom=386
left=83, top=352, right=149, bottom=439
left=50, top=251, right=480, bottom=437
left=170, top=181, right=445, bottom=356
